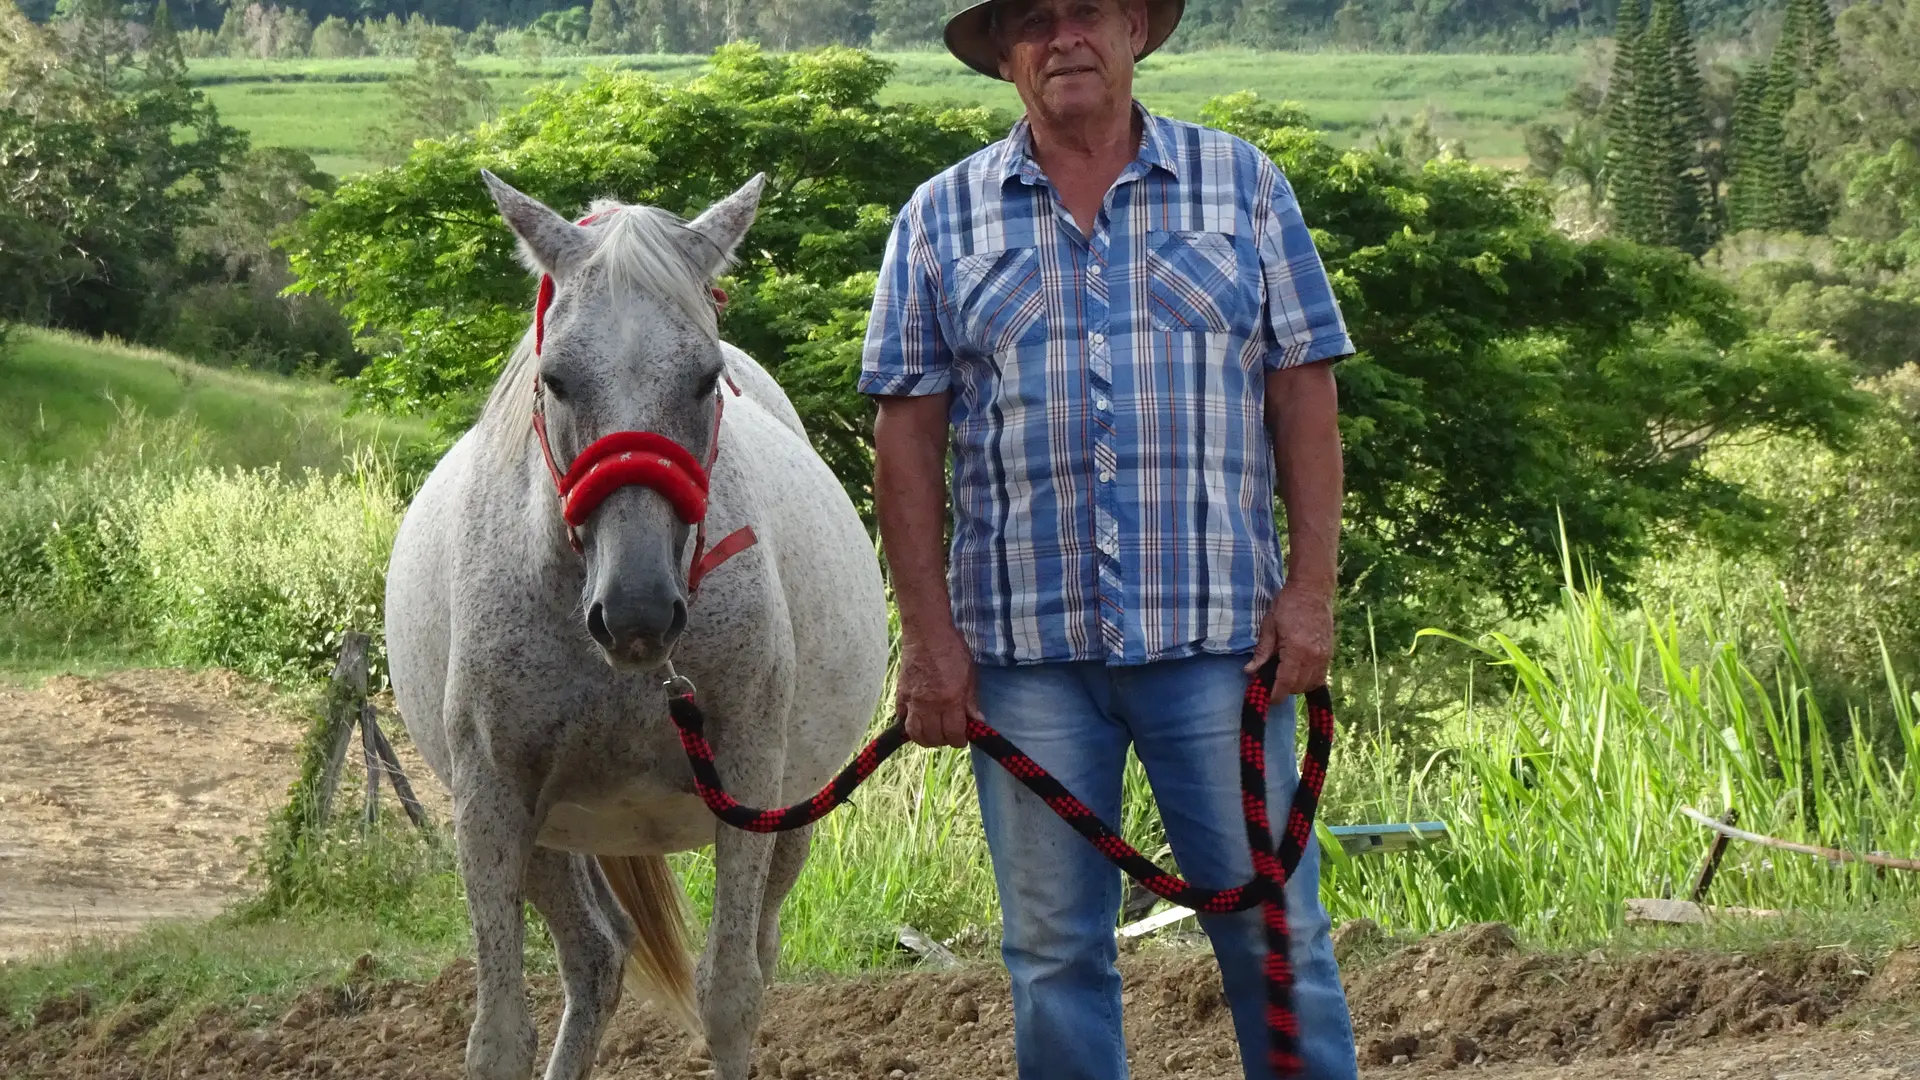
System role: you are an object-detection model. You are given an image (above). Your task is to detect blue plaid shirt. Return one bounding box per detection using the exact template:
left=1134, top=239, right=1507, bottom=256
left=860, top=104, right=1353, bottom=666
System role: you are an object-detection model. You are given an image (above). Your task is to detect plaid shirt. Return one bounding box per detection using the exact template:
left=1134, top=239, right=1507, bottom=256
left=860, top=103, right=1352, bottom=666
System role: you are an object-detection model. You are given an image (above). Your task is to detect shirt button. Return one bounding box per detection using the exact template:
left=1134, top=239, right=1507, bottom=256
left=1088, top=263, right=1102, bottom=276
left=1090, top=331, right=1105, bottom=346
left=1095, top=395, right=1110, bottom=411
left=1099, top=470, right=1114, bottom=483
left=1099, top=538, right=1116, bottom=555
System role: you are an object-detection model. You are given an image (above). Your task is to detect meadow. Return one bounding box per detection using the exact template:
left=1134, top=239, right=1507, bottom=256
left=190, top=49, right=1585, bottom=177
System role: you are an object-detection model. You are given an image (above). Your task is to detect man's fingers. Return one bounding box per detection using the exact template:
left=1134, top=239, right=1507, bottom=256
left=1243, top=626, right=1278, bottom=673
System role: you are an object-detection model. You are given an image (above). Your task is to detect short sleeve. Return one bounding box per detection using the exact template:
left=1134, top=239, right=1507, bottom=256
left=859, top=192, right=953, bottom=397
left=1256, top=163, right=1354, bottom=370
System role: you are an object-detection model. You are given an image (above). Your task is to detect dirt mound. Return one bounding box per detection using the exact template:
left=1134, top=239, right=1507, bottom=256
left=1346, top=923, right=1874, bottom=1068
left=6, top=931, right=1914, bottom=1080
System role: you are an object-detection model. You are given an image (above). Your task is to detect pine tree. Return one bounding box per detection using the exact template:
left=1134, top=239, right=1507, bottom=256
left=145, top=0, right=185, bottom=80
left=587, top=0, right=625, bottom=53
left=1725, top=0, right=1838, bottom=233
left=1606, top=0, right=1715, bottom=252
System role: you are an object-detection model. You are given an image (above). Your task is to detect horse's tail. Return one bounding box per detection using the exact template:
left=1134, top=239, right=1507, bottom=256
left=596, top=855, right=700, bottom=1033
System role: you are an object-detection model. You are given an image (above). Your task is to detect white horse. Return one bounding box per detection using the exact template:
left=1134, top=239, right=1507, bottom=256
left=384, top=171, right=889, bottom=1080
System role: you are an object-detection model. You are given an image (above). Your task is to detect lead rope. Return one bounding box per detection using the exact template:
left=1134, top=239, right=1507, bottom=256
left=667, top=659, right=1334, bottom=1077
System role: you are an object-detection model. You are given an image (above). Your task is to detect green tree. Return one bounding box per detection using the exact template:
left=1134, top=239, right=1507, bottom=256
left=1790, top=0, right=1920, bottom=249
left=1606, top=0, right=1716, bottom=251
left=1728, top=0, right=1837, bottom=233
left=586, top=0, right=623, bottom=52
left=365, top=28, right=494, bottom=164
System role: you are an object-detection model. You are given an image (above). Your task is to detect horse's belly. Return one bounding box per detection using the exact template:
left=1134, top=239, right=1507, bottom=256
left=538, top=788, right=717, bottom=856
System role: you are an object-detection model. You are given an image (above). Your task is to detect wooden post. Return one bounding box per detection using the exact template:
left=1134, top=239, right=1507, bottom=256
left=361, top=700, right=381, bottom=825
left=312, top=632, right=371, bottom=828
left=366, top=707, right=431, bottom=830
left=1689, top=807, right=1739, bottom=902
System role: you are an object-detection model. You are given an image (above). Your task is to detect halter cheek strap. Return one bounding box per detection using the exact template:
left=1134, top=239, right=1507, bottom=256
left=530, top=268, right=755, bottom=593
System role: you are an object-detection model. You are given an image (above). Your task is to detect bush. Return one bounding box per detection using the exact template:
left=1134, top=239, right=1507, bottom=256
left=133, top=460, right=404, bottom=684
left=309, top=16, right=370, bottom=59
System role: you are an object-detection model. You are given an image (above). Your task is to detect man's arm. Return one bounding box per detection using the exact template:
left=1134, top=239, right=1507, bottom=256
left=1244, top=361, right=1343, bottom=694
left=874, top=394, right=980, bottom=747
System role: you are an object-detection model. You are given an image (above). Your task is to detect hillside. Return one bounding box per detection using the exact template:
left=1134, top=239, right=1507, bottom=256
left=0, top=329, right=431, bottom=475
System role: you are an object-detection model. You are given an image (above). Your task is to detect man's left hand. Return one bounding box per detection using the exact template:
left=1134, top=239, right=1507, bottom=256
left=1243, top=584, right=1334, bottom=694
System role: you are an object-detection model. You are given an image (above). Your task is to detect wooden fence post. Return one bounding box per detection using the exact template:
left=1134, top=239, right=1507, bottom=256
left=311, top=632, right=371, bottom=829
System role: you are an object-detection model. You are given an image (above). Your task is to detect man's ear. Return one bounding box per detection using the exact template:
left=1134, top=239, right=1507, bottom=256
left=1128, top=0, right=1150, bottom=55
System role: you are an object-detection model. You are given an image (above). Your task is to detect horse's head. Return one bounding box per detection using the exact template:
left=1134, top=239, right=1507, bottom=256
left=481, top=170, right=765, bottom=671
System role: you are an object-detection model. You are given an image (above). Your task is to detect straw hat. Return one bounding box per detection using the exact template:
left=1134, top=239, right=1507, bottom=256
left=942, top=0, right=1185, bottom=81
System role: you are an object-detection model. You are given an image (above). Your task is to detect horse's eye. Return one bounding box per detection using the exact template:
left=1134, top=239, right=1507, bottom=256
left=541, top=373, right=567, bottom=401
left=698, top=370, right=722, bottom=398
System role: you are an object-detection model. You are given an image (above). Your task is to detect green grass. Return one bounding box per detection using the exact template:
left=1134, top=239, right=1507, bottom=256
left=0, top=328, right=430, bottom=475
left=191, top=49, right=1581, bottom=177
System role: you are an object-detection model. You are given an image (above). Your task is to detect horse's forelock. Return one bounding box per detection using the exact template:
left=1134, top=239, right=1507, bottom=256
left=479, top=200, right=722, bottom=465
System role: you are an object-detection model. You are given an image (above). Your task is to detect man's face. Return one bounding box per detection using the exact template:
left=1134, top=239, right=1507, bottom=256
left=995, top=0, right=1148, bottom=126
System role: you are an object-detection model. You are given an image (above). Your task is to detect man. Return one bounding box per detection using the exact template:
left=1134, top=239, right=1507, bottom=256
left=858, top=0, right=1358, bottom=1075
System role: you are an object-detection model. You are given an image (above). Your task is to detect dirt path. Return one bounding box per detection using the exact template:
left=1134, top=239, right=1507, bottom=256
left=0, top=670, right=307, bottom=959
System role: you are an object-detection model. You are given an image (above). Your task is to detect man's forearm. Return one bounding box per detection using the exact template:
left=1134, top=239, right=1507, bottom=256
left=873, top=394, right=958, bottom=637
left=1266, top=363, right=1343, bottom=595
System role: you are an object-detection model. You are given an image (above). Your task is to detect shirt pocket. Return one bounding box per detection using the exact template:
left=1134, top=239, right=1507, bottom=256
left=1146, top=230, right=1257, bottom=334
left=946, top=246, right=1048, bottom=357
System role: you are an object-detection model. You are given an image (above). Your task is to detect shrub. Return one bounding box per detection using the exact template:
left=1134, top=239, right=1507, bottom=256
left=309, top=16, right=368, bottom=59
left=133, top=460, right=404, bottom=684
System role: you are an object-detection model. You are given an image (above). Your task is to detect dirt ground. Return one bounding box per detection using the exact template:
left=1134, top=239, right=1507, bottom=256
left=2, top=670, right=1918, bottom=1079
left=0, top=670, right=306, bottom=960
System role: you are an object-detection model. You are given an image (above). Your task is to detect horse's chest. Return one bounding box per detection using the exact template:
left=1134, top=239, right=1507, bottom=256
left=539, top=778, right=717, bottom=856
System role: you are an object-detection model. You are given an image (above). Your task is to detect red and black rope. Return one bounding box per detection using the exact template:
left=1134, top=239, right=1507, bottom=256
left=668, top=660, right=1335, bottom=1078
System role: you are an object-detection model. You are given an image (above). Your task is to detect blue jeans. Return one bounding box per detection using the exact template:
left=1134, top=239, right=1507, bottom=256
left=971, top=654, right=1359, bottom=1080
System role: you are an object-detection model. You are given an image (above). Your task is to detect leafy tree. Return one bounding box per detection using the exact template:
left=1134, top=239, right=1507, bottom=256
left=0, top=0, right=244, bottom=335
left=585, top=0, right=622, bottom=51
left=1791, top=0, right=1920, bottom=251
left=309, top=14, right=367, bottom=57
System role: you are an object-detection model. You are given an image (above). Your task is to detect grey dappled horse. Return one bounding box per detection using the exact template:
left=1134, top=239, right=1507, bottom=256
left=384, top=172, right=889, bottom=1080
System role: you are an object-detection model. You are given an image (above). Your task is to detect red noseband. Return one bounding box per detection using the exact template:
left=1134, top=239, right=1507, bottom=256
left=528, top=248, right=753, bottom=592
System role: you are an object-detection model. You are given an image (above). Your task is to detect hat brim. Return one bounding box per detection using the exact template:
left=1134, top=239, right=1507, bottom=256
left=943, top=0, right=1185, bottom=81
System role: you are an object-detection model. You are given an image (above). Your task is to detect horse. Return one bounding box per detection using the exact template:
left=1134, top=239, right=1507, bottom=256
left=383, top=171, right=890, bottom=1080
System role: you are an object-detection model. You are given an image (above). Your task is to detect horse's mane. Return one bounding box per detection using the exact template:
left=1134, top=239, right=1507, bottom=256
left=480, top=200, right=725, bottom=457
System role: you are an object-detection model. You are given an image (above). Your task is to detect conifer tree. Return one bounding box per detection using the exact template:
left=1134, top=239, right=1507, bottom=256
left=1606, top=0, right=1716, bottom=252
left=145, top=0, right=185, bottom=80
left=1725, top=0, right=1838, bottom=233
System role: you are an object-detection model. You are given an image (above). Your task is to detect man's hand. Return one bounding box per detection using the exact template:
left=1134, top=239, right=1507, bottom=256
left=897, top=626, right=981, bottom=748
left=1244, top=583, right=1335, bottom=694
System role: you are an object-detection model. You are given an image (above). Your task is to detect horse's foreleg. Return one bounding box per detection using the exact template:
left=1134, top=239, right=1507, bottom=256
left=756, top=826, right=813, bottom=984
left=525, top=849, right=628, bottom=1080
left=700, top=825, right=777, bottom=1080
left=453, top=778, right=539, bottom=1080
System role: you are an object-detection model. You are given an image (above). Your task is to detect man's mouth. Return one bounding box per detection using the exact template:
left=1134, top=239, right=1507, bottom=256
left=1047, top=64, right=1097, bottom=79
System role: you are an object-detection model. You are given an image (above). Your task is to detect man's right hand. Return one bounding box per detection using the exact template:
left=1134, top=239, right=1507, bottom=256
left=897, top=626, right=981, bottom=748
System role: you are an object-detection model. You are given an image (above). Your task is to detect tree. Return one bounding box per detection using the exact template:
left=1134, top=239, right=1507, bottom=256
left=1790, top=0, right=1918, bottom=248
left=1606, top=0, right=1716, bottom=252
left=1727, top=0, right=1837, bottom=233
left=147, top=0, right=185, bottom=76
left=586, top=0, right=623, bottom=52
left=365, top=28, right=493, bottom=164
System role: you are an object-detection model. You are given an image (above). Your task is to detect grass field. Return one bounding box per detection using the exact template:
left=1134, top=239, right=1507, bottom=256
left=191, top=49, right=1583, bottom=177
left=0, top=329, right=430, bottom=475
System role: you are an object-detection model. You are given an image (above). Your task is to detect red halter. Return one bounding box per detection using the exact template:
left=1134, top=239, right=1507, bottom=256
left=529, top=259, right=753, bottom=594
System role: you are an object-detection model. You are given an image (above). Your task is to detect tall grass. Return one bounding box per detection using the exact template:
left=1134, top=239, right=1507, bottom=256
left=1321, top=561, right=1920, bottom=943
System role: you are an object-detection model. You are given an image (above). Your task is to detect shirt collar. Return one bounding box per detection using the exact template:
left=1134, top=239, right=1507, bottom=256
left=999, top=100, right=1180, bottom=186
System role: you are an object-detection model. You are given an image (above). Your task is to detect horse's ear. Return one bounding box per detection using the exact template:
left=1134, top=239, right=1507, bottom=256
left=682, top=173, right=766, bottom=279
left=481, top=170, right=592, bottom=277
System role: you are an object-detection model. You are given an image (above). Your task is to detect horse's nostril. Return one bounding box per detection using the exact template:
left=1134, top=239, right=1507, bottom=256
left=666, top=598, right=688, bottom=642
left=586, top=602, right=615, bottom=650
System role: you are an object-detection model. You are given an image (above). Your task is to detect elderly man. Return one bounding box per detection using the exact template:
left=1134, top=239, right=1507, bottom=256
left=858, top=0, right=1358, bottom=1076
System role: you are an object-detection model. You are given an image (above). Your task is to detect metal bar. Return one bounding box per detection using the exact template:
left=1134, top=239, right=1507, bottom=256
left=1681, top=806, right=1920, bottom=873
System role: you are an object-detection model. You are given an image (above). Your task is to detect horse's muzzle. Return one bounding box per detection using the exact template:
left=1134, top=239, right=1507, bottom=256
left=586, top=590, right=688, bottom=669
